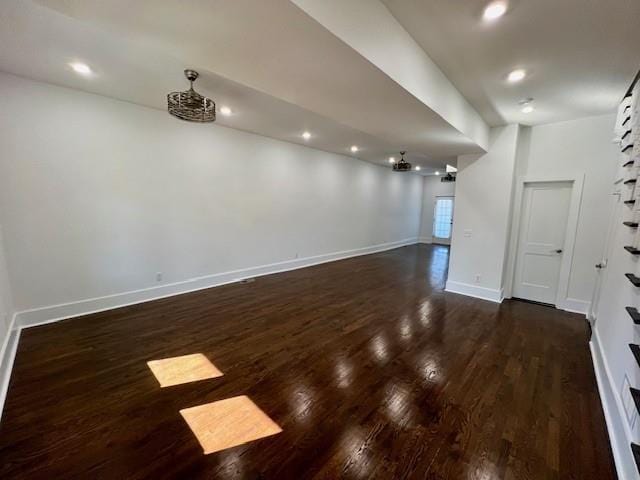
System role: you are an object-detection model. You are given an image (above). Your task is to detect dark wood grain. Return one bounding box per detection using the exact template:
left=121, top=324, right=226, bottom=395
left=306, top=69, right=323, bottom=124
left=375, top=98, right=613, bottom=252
left=0, top=244, right=615, bottom=479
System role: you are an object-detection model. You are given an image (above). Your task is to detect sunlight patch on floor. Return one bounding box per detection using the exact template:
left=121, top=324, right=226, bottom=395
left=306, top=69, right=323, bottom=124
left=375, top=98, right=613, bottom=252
left=180, top=396, right=282, bottom=454
left=147, top=353, right=223, bottom=387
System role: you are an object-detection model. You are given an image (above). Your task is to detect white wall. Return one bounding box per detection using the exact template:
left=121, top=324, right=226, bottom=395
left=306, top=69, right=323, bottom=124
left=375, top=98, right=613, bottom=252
left=583, top=103, right=640, bottom=476
left=447, top=116, right=617, bottom=309
left=591, top=183, right=640, bottom=479
left=512, top=115, right=618, bottom=309
left=418, top=176, right=456, bottom=243
left=446, top=125, right=521, bottom=302
left=0, top=72, right=423, bottom=320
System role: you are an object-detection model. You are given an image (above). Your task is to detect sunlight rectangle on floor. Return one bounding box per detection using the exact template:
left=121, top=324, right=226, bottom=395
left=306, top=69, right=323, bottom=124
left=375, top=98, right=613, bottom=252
left=147, top=353, right=223, bottom=388
left=180, top=396, right=282, bottom=454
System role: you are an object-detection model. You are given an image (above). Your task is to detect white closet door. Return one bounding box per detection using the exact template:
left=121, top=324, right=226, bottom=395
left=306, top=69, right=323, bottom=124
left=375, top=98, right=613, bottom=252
left=513, top=182, right=572, bottom=305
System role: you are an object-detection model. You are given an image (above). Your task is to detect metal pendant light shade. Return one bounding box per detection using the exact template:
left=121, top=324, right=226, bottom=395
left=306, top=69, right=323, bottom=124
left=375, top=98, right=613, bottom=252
left=393, top=151, right=412, bottom=172
left=167, top=69, right=216, bottom=123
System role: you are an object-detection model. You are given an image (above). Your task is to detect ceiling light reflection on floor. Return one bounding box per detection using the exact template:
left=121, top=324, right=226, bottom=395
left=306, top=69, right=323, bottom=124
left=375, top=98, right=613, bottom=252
left=399, top=315, right=413, bottom=341
left=180, top=396, right=282, bottom=455
left=147, top=353, right=223, bottom=387
left=419, top=299, right=432, bottom=327
left=467, top=459, right=500, bottom=480
left=383, top=382, right=416, bottom=428
left=289, top=383, right=314, bottom=423
left=335, top=359, right=353, bottom=389
left=370, top=333, right=389, bottom=363
left=417, top=353, right=443, bottom=385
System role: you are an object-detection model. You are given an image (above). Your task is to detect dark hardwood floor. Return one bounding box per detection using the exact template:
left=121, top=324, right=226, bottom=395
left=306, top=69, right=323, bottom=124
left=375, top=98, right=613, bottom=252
left=0, top=244, right=615, bottom=479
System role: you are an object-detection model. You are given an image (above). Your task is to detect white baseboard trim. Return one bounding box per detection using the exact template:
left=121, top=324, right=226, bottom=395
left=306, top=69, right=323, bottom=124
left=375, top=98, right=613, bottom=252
left=1, top=237, right=419, bottom=420
left=418, top=236, right=433, bottom=244
left=558, top=297, right=590, bottom=315
left=16, top=237, right=418, bottom=329
left=444, top=280, right=503, bottom=303
left=0, top=313, right=20, bottom=422
left=590, top=329, right=634, bottom=480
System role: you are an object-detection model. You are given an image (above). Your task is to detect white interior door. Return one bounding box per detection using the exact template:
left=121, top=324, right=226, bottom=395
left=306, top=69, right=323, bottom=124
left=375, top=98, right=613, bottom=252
left=432, top=196, right=454, bottom=245
left=513, top=182, right=572, bottom=305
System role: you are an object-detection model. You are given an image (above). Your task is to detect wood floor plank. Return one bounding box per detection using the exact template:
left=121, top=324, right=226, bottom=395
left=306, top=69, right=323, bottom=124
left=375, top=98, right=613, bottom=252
left=0, top=244, right=615, bottom=479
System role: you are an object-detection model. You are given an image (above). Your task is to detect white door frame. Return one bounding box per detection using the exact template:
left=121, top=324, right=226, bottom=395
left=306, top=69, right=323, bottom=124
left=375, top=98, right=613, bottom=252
left=588, top=185, right=622, bottom=323
left=504, top=173, right=585, bottom=311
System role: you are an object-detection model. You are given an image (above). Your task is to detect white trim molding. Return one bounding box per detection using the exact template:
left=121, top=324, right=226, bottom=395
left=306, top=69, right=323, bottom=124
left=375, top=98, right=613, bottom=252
left=0, top=313, right=19, bottom=421
left=590, top=330, right=634, bottom=479
left=418, top=236, right=433, bottom=244
left=557, top=298, right=590, bottom=315
left=445, top=280, right=504, bottom=303
left=16, top=238, right=419, bottom=329
left=503, top=173, right=586, bottom=313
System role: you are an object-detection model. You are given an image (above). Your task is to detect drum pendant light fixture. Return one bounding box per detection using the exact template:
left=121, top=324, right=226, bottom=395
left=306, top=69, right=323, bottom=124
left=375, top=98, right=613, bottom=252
left=392, top=151, right=412, bottom=172
left=167, top=69, right=216, bottom=123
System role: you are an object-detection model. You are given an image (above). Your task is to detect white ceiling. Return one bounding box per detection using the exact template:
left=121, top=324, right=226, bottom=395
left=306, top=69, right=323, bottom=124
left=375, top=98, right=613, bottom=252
left=382, top=0, right=640, bottom=126
left=0, top=0, right=481, bottom=175
left=0, top=0, right=637, bottom=175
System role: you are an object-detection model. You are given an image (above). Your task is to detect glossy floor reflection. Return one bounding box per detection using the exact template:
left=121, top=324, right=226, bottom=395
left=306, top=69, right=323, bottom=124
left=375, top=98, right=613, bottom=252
left=0, top=244, right=615, bottom=479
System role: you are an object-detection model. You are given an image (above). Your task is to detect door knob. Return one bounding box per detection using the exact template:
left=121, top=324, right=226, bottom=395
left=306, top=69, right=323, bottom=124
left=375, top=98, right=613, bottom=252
left=595, top=263, right=604, bottom=269
left=554, top=249, right=563, bottom=254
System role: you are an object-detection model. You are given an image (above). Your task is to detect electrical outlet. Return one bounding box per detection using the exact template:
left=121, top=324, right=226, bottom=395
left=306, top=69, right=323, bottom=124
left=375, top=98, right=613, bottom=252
left=474, top=274, right=481, bottom=284
left=156, top=272, right=163, bottom=282
left=464, top=229, right=472, bottom=238
left=295, top=253, right=299, bottom=259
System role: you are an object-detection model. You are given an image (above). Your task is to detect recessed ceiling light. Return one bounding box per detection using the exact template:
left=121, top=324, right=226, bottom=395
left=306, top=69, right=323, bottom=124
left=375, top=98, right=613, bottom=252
left=435, top=171, right=440, bottom=175
left=518, top=98, right=534, bottom=113
left=507, top=69, right=526, bottom=83
left=483, top=1, right=507, bottom=21
left=519, top=97, right=535, bottom=113
left=302, top=131, right=311, bottom=140
left=388, top=157, right=395, bottom=163
left=350, top=145, right=359, bottom=153
left=69, top=62, right=92, bottom=76
left=415, top=166, right=421, bottom=171
left=220, top=106, right=232, bottom=116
